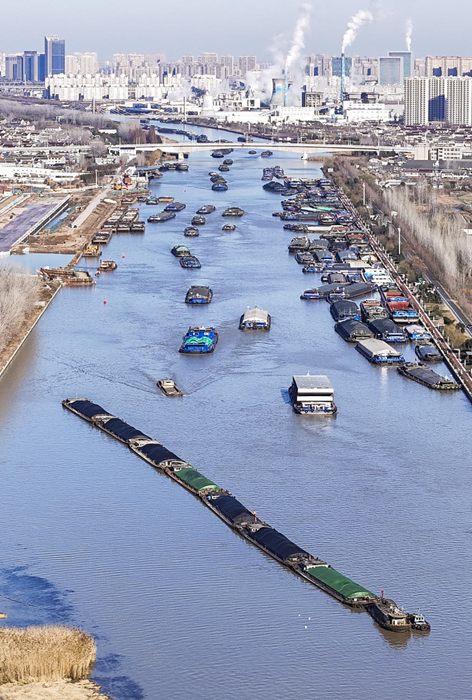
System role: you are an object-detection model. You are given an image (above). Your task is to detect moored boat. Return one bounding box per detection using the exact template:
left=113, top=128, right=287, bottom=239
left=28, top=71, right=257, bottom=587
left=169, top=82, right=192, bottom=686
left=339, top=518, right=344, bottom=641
left=415, top=343, right=442, bottom=362
left=222, top=224, right=236, bottom=232
left=397, top=363, right=460, bottom=390
left=191, top=215, right=206, bottom=226
left=356, top=338, right=405, bottom=364
left=184, top=227, right=199, bottom=238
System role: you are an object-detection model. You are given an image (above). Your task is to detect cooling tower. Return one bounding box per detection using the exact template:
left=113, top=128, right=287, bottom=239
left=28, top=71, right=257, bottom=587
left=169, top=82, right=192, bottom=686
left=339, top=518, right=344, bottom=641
left=270, top=78, right=292, bottom=107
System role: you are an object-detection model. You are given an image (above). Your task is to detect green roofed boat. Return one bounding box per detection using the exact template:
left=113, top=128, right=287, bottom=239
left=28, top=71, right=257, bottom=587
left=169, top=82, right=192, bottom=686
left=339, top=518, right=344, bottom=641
left=302, top=565, right=376, bottom=607
left=179, top=327, right=218, bottom=354
left=172, top=467, right=222, bottom=495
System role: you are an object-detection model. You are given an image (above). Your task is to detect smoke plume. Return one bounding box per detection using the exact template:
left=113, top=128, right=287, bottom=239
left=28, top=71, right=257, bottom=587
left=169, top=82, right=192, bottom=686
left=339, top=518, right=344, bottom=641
left=285, top=3, right=312, bottom=72
left=341, top=9, right=374, bottom=53
left=405, top=18, right=413, bottom=52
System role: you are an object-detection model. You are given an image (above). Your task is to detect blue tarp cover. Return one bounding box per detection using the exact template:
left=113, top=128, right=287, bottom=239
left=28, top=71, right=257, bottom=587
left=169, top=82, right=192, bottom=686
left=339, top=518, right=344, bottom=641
left=139, top=442, right=182, bottom=464
left=101, top=417, right=149, bottom=442
left=69, top=400, right=110, bottom=419
left=211, top=495, right=252, bottom=523
left=247, top=527, right=309, bottom=561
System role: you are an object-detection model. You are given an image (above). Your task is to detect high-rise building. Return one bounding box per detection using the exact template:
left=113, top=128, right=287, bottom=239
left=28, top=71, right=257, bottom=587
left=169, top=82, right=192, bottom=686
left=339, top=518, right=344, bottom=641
left=5, top=54, right=23, bottom=81
left=428, top=77, right=447, bottom=121
left=38, top=54, right=46, bottom=82
left=378, top=56, right=403, bottom=85
left=44, top=36, right=65, bottom=76
left=404, top=77, right=429, bottom=125
left=425, top=56, right=472, bottom=77
left=23, top=51, right=39, bottom=81
left=388, top=51, right=412, bottom=78
left=446, top=78, right=472, bottom=125
left=65, top=52, right=99, bottom=75
left=404, top=76, right=472, bottom=126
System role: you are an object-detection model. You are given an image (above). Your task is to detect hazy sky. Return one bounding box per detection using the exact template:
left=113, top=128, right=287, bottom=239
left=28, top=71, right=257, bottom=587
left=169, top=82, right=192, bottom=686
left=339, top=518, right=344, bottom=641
left=2, top=0, right=470, bottom=59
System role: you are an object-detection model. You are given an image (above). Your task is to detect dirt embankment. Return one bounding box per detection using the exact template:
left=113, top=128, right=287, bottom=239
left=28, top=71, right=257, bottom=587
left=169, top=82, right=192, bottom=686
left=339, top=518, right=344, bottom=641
left=0, top=679, right=109, bottom=700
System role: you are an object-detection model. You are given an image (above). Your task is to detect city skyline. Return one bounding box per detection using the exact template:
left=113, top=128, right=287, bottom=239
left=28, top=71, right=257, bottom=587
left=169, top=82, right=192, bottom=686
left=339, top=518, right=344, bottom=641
left=1, top=0, right=471, bottom=59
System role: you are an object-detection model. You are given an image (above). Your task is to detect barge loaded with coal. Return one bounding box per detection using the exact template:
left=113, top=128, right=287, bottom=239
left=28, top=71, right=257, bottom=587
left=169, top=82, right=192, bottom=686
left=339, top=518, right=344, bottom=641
left=61, top=399, right=430, bottom=635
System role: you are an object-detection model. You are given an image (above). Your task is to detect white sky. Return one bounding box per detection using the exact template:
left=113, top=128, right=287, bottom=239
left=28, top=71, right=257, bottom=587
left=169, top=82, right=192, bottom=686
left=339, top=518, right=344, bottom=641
left=1, top=0, right=470, bottom=60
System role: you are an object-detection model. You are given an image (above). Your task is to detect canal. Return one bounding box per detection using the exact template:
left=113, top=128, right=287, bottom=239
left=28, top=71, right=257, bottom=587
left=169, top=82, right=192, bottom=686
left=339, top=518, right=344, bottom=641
left=0, top=123, right=471, bottom=699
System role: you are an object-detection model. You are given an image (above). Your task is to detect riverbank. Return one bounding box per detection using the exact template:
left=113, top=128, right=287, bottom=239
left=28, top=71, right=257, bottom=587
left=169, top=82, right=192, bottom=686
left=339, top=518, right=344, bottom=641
left=0, top=279, right=61, bottom=380
left=0, top=679, right=109, bottom=700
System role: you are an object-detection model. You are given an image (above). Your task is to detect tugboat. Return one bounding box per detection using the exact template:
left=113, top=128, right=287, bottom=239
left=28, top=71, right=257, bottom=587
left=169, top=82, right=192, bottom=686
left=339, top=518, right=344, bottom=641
left=223, top=158, right=233, bottom=165
left=184, top=227, right=199, bottom=238
left=222, top=224, right=236, bottom=232
left=157, top=379, right=183, bottom=397
left=248, top=150, right=258, bottom=155
left=261, top=150, right=273, bottom=157
left=192, top=215, right=206, bottom=226
left=185, top=285, right=213, bottom=304
left=179, top=327, right=218, bottom=353
left=367, top=598, right=411, bottom=632
left=218, top=164, right=230, bottom=172
left=212, top=182, right=228, bottom=192
left=408, top=612, right=431, bottom=632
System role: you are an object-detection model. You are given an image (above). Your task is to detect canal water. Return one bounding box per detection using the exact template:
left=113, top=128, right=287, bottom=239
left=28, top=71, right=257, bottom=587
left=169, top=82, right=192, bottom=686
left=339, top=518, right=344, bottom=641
left=0, top=123, right=471, bottom=699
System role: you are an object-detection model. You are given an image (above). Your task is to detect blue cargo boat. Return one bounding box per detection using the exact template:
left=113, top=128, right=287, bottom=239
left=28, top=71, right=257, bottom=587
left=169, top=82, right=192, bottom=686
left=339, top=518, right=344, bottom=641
left=179, top=327, right=218, bottom=354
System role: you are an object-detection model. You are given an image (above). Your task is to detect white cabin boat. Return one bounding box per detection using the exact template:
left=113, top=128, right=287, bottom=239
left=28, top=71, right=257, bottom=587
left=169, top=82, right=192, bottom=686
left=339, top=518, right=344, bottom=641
left=239, top=307, right=271, bottom=330
left=289, top=374, right=337, bottom=415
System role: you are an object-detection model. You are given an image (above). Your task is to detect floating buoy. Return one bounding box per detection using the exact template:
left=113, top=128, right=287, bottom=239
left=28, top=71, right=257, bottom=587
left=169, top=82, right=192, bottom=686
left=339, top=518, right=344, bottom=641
left=103, top=299, right=107, bottom=305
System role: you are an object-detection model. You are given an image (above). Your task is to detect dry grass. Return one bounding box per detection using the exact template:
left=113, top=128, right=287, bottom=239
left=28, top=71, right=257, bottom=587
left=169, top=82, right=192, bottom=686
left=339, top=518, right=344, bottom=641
left=0, top=267, right=40, bottom=355
left=0, top=626, right=96, bottom=684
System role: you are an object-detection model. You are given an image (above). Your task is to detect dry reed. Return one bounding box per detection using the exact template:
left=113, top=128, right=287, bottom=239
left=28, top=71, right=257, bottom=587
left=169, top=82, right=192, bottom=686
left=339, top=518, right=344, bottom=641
left=0, top=267, right=40, bottom=355
left=0, top=625, right=96, bottom=684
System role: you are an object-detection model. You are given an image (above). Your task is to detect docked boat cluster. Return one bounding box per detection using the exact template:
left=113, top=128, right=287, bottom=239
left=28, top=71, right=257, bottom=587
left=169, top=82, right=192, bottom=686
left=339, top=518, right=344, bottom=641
left=269, top=175, right=458, bottom=391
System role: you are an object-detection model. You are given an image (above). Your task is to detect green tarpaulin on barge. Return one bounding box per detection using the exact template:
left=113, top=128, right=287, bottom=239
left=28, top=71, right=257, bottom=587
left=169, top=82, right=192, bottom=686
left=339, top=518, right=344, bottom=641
left=173, top=467, right=220, bottom=493
left=305, top=565, right=375, bottom=600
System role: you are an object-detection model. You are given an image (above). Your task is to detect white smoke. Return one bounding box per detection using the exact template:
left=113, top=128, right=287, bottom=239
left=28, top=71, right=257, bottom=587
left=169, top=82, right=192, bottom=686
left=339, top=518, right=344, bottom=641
left=245, top=3, right=312, bottom=107
left=285, top=3, right=312, bottom=72
left=341, top=9, right=374, bottom=53
left=405, top=18, right=413, bottom=52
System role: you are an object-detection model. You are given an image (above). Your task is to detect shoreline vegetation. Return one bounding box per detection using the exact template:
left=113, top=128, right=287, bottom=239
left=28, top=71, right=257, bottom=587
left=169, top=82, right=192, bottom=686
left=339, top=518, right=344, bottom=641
left=0, top=625, right=109, bottom=699
left=0, top=268, right=61, bottom=380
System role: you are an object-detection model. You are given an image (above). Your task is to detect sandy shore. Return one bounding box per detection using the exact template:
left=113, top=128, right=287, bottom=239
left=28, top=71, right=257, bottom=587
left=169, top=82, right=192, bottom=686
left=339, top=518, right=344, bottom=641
left=0, top=679, right=110, bottom=700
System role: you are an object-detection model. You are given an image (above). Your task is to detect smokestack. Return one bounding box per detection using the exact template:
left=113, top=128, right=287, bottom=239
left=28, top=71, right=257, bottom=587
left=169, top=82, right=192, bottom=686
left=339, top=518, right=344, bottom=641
left=340, top=52, right=345, bottom=106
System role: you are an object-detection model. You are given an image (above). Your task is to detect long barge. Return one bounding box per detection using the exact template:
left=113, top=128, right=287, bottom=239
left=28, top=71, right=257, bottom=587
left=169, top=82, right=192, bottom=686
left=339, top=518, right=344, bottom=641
left=62, top=399, right=430, bottom=634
